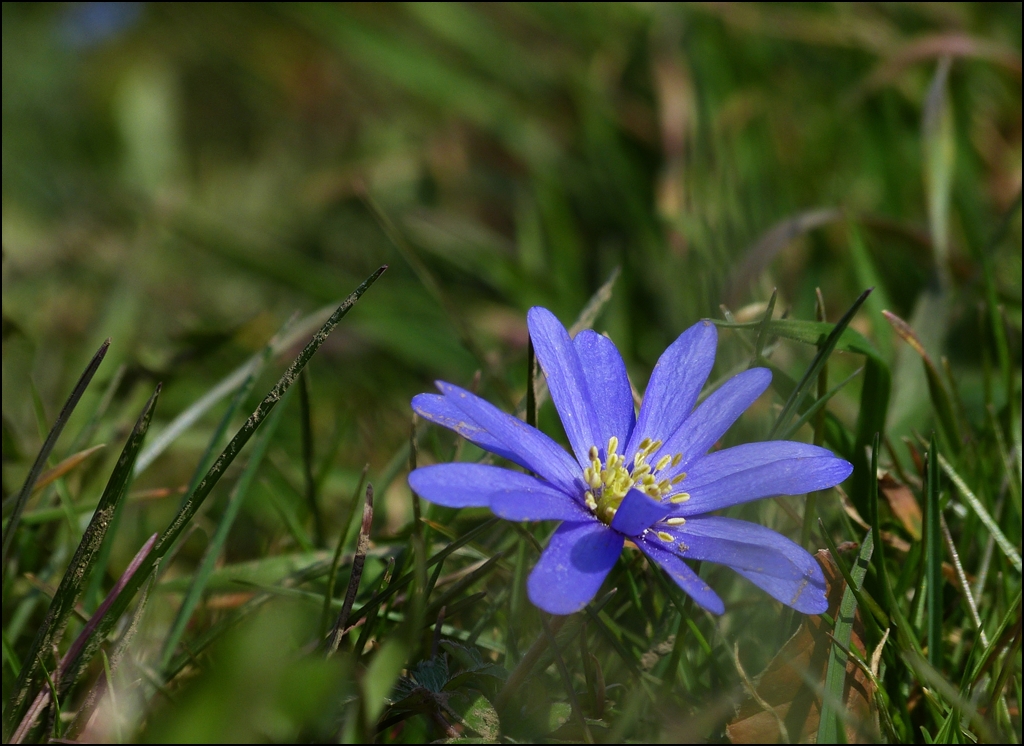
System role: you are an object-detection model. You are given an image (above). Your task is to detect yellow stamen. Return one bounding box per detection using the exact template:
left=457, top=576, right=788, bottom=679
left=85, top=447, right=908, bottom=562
left=670, top=492, right=691, bottom=504
left=671, top=453, right=683, bottom=468
left=656, top=531, right=674, bottom=542
left=666, top=517, right=686, bottom=526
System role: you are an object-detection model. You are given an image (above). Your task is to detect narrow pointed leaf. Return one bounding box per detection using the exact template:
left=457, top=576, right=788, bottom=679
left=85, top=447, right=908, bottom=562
left=2, top=339, right=109, bottom=566
left=5, top=384, right=159, bottom=736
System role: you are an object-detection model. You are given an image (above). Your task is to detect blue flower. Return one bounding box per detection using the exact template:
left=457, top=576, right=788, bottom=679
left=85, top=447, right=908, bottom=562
left=408, top=308, right=853, bottom=616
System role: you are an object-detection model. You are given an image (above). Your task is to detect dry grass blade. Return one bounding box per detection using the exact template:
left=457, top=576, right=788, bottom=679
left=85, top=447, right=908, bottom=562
left=31, top=444, right=106, bottom=494
left=327, top=482, right=374, bottom=656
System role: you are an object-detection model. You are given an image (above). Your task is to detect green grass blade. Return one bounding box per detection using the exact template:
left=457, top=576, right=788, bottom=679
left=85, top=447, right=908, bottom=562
left=80, top=267, right=387, bottom=657
left=1, top=339, right=109, bottom=566
left=298, top=369, right=325, bottom=547
left=752, top=288, right=778, bottom=362
left=9, top=532, right=157, bottom=744
left=818, top=526, right=872, bottom=746
left=133, top=303, right=330, bottom=476
left=345, top=517, right=500, bottom=630
left=939, top=453, right=1022, bottom=573
left=174, top=327, right=278, bottom=508
left=925, top=435, right=943, bottom=668
left=779, top=366, right=862, bottom=441
left=884, top=310, right=961, bottom=453
left=767, top=288, right=873, bottom=437
left=713, top=314, right=881, bottom=359
left=158, top=386, right=293, bottom=670
left=4, top=383, right=159, bottom=738
left=851, top=355, right=892, bottom=517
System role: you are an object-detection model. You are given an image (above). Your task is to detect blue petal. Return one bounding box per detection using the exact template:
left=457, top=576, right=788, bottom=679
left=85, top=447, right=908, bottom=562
left=610, top=488, right=672, bottom=536
left=734, top=568, right=829, bottom=614
left=573, top=330, right=635, bottom=450
left=528, top=308, right=603, bottom=467
left=436, top=381, right=582, bottom=496
left=671, top=520, right=828, bottom=614
left=491, top=490, right=593, bottom=522
left=413, top=394, right=533, bottom=471
left=636, top=536, right=724, bottom=614
left=410, top=463, right=560, bottom=508
left=626, top=320, right=717, bottom=462
left=665, top=516, right=824, bottom=588
left=659, top=368, right=772, bottom=476
left=527, top=521, right=623, bottom=615
left=673, top=441, right=854, bottom=516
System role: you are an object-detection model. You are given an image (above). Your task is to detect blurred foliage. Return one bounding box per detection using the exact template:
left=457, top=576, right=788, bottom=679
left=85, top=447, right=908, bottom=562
left=2, top=2, right=1021, bottom=743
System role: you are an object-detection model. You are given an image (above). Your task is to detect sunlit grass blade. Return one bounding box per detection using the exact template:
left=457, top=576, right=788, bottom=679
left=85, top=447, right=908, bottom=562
left=81, top=267, right=387, bottom=659
left=939, top=453, right=1022, bottom=574
left=940, top=513, right=987, bottom=646
left=158, top=387, right=293, bottom=670
left=5, top=384, right=159, bottom=739
left=1, top=339, right=109, bottom=566
left=924, top=435, right=943, bottom=668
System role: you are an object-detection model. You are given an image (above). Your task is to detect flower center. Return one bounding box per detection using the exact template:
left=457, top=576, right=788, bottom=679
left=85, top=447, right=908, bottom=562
left=582, top=436, right=689, bottom=524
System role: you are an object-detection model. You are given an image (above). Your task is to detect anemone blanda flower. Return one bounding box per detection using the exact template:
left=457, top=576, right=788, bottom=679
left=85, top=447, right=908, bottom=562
left=408, top=308, right=853, bottom=616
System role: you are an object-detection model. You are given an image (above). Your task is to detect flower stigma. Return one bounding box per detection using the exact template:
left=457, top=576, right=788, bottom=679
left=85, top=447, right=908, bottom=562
left=581, top=436, right=685, bottom=524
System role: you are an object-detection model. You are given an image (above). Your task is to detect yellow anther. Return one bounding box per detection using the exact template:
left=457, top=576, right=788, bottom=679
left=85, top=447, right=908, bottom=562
left=666, top=517, right=686, bottom=526
left=671, top=474, right=686, bottom=485
left=670, top=492, right=691, bottom=504
left=584, top=439, right=684, bottom=523
left=656, top=531, right=674, bottom=542
left=671, top=453, right=683, bottom=468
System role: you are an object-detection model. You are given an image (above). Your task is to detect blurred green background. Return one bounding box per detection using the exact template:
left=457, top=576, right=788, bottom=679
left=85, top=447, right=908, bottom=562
left=1, top=4, right=1021, bottom=739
